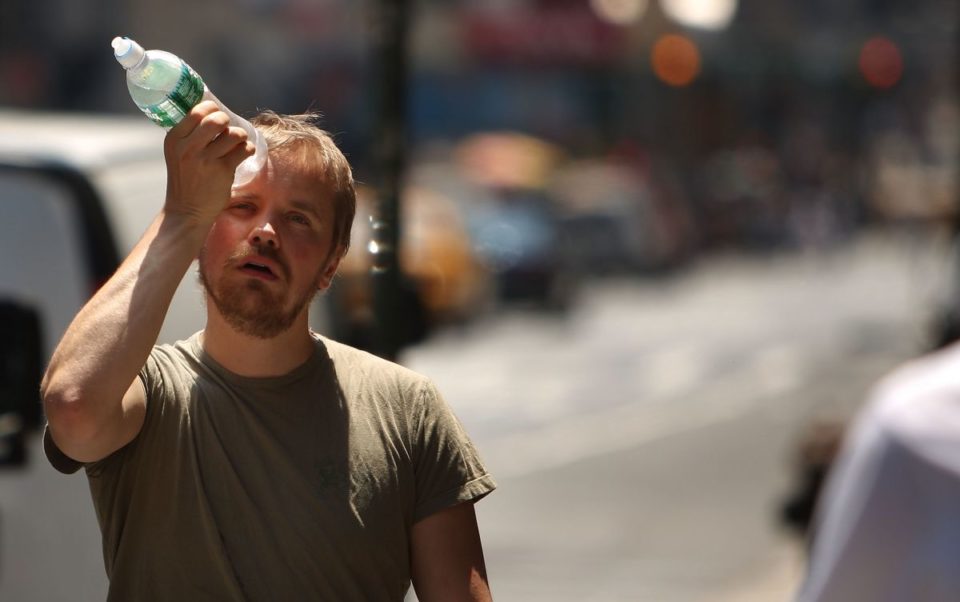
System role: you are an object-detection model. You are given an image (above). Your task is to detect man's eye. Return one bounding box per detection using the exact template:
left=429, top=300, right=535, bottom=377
left=289, top=213, right=310, bottom=226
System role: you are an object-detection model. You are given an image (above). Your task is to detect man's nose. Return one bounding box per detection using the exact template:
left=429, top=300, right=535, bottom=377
left=250, top=221, right=279, bottom=248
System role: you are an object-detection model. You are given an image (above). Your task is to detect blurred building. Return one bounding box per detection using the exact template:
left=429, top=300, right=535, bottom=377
left=2, top=0, right=957, bottom=247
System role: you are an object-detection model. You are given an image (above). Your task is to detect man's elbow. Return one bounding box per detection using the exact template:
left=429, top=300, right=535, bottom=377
left=42, top=384, right=109, bottom=462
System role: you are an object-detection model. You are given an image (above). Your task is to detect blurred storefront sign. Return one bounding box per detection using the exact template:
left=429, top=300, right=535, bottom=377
left=462, top=6, right=627, bottom=66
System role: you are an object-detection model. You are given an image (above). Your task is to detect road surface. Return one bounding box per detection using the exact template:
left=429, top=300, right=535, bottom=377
left=403, top=229, right=946, bottom=601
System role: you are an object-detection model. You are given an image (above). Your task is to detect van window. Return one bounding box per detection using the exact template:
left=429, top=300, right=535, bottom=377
left=0, top=169, right=93, bottom=356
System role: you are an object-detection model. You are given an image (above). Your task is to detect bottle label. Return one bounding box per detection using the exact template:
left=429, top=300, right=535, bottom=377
left=144, top=63, right=205, bottom=128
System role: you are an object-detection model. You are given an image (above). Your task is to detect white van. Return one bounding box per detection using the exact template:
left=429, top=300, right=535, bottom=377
left=0, top=110, right=333, bottom=600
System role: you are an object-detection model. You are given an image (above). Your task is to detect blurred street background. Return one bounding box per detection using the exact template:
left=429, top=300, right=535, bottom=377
left=1, top=0, right=959, bottom=600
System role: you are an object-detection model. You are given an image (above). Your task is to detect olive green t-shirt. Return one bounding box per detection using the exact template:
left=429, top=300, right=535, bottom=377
left=45, top=332, right=495, bottom=601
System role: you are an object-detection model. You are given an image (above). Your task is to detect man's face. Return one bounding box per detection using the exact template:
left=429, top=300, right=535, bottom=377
left=198, top=154, right=341, bottom=338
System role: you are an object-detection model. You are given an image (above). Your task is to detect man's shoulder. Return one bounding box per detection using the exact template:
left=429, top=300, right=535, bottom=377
left=315, top=334, right=432, bottom=389
left=139, top=332, right=208, bottom=390
left=149, top=332, right=203, bottom=368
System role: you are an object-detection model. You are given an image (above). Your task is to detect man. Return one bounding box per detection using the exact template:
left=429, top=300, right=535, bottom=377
left=41, top=102, right=496, bottom=601
left=796, top=344, right=960, bottom=601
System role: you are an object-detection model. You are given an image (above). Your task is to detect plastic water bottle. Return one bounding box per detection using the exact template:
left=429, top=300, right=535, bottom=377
left=111, top=36, right=267, bottom=186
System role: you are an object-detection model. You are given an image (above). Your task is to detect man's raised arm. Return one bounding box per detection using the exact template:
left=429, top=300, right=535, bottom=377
left=41, top=101, right=253, bottom=464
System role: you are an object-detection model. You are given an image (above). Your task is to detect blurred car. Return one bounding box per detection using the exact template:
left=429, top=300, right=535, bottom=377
left=454, top=131, right=577, bottom=309
left=547, top=159, right=697, bottom=274
left=464, top=186, right=575, bottom=308
left=327, top=182, right=493, bottom=348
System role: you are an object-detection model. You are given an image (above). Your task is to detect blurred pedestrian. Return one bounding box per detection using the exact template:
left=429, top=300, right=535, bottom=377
left=40, top=102, right=495, bottom=601
left=796, top=344, right=960, bottom=601
left=779, top=417, right=845, bottom=540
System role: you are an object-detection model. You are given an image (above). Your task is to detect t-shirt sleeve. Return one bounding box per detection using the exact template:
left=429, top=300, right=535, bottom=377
left=43, top=424, right=84, bottom=474
left=411, top=378, right=496, bottom=523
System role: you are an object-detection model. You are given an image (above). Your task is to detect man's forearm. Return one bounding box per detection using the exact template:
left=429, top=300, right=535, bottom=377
left=411, top=503, right=493, bottom=602
left=43, top=101, right=251, bottom=458
left=41, top=211, right=209, bottom=441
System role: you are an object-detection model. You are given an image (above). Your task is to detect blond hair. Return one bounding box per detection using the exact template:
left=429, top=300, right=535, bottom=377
left=251, top=111, right=356, bottom=257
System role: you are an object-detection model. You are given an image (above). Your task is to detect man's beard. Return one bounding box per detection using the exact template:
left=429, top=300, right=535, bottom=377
left=199, top=245, right=317, bottom=339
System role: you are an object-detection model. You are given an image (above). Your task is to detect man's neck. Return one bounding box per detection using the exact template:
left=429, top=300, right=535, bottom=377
left=201, top=312, right=315, bottom=378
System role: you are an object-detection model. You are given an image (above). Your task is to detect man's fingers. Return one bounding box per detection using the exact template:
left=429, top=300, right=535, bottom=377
left=207, top=126, right=249, bottom=159
left=191, top=111, right=232, bottom=147
left=167, top=100, right=220, bottom=140
left=223, top=140, right=256, bottom=169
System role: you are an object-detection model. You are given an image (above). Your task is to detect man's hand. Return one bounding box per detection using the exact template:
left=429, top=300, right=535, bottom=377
left=163, top=100, right=254, bottom=225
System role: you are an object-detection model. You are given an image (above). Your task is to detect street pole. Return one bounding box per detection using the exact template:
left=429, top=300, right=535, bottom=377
left=369, top=0, right=409, bottom=361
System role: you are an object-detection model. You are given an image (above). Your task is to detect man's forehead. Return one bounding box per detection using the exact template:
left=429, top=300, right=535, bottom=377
left=273, top=156, right=334, bottom=197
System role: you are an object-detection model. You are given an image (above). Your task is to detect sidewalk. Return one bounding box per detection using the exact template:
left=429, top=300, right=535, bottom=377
left=710, top=537, right=805, bottom=602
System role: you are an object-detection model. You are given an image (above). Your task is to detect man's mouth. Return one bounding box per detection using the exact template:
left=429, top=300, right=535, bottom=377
left=240, top=261, right=278, bottom=280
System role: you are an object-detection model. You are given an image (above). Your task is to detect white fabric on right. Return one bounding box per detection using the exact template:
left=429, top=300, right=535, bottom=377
left=797, top=342, right=960, bottom=602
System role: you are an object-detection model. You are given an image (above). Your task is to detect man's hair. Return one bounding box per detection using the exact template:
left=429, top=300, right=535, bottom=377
left=251, top=111, right=356, bottom=258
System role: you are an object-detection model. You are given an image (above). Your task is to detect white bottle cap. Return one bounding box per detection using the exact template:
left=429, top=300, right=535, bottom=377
left=112, top=36, right=145, bottom=70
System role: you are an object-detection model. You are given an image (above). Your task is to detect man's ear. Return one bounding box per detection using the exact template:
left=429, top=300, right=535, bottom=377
left=316, top=248, right=344, bottom=292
